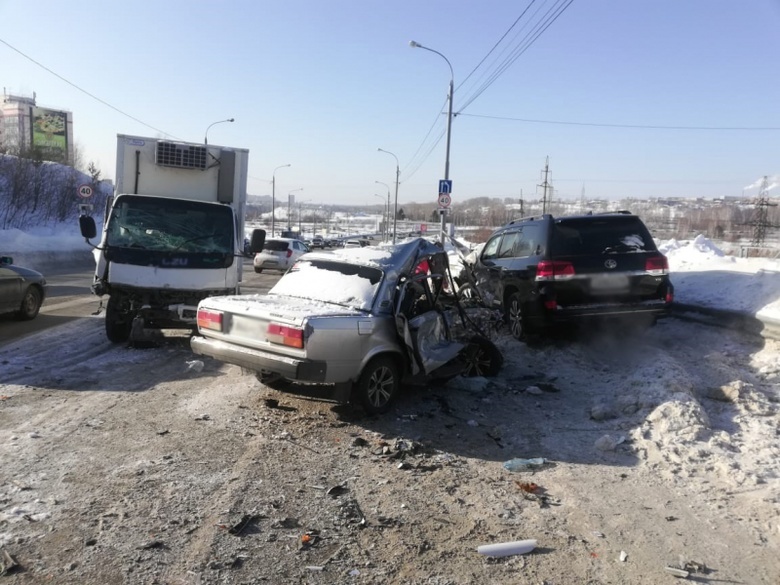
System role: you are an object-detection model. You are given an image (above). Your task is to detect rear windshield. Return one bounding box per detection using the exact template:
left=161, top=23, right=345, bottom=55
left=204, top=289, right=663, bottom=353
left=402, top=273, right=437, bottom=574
left=263, top=240, right=290, bottom=252
left=269, top=259, right=384, bottom=311
left=551, top=217, right=656, bottom=256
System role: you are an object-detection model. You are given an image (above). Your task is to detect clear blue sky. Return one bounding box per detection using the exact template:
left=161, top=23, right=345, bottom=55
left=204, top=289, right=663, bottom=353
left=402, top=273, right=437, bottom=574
left=2, top=0, right=779, bottom=206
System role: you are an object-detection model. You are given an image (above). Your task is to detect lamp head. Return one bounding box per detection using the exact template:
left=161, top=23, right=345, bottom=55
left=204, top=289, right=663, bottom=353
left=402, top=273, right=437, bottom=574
left=409, top=40, right=420, bottom=48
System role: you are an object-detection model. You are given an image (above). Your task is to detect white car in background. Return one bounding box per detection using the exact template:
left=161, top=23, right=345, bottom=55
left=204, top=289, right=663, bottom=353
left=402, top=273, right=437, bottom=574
left=253, top=238, right=310, bottom=273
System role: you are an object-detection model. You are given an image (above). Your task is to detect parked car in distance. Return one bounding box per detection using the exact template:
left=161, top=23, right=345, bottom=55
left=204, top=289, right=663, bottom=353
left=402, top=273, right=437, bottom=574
left=253, top=238, right=310, bottom=273
left=343, top=239, right=362, bottom=248
left=464, top=211, right=674, bottom=339
left=311, top=236, right=325, bottom=249
left=0, top=256, right=47, bottom=320
left=192, top=238, right=503, bottom=414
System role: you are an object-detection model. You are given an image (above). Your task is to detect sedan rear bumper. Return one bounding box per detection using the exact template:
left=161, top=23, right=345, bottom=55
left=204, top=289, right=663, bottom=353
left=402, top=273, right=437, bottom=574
left=191, top=336, right=327, bottom=382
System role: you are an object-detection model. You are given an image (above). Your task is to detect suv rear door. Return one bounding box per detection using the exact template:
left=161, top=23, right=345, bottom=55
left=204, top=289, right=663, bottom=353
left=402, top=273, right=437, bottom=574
left=549, top=215, right=666, bottom=306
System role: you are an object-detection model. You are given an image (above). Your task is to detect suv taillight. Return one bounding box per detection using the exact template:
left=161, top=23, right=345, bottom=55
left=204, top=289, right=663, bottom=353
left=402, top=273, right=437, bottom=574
left=645, top=254, right=669, bottom=275
left=286, top=249, right=293, bottom=258
left=267, top=322, right=304, bottom=348
left=536, top=260, right=575, bottom=281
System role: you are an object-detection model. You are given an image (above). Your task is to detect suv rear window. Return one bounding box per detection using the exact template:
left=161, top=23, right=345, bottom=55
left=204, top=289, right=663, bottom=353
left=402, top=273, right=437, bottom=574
left=551, top=217, right=656, bottom=256
left=264, top=240, right=290, bottom=252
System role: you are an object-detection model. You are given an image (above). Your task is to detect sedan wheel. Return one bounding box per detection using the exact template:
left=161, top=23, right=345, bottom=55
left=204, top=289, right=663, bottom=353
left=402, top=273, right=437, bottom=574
left=16, top=287, right=42, bottom=321
left=353, top=356, right=399, bottom=415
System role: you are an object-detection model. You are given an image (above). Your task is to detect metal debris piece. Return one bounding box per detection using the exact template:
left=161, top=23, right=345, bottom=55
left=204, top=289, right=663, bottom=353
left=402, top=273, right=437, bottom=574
left=326, top=484, right=349, bottom=497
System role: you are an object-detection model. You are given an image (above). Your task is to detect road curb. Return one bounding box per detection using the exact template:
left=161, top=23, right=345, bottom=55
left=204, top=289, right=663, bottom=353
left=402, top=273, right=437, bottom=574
left=671, top=302, right=779, bottom=341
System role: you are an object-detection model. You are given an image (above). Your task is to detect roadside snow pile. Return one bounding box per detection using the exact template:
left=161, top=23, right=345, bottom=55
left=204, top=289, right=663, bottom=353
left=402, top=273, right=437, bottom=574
left=662, top=234, right=780, bottom=316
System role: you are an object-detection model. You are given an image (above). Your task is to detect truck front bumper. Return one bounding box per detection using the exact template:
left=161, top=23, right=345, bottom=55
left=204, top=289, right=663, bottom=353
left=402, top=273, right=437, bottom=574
left=191, top=336, right=328, bottom=382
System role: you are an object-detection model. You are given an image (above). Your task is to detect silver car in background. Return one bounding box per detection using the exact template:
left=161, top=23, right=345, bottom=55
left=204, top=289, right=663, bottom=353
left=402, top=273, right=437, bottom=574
left=191, top=238, right=502, bottom=414
left=253, top=238, right=310, bottom=274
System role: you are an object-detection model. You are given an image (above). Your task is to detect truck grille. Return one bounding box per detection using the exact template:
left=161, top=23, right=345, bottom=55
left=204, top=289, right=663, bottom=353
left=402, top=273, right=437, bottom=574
left=156, top=141, right=208, bottom=170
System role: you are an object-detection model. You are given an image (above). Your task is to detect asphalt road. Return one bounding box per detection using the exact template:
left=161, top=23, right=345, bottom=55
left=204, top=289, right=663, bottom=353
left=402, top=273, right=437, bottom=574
left=0, top=259, right=282, bottom=347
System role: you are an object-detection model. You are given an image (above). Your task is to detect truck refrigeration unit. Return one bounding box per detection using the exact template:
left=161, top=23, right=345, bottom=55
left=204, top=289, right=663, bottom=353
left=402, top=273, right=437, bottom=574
left=79, top=134, right=258, bottom=343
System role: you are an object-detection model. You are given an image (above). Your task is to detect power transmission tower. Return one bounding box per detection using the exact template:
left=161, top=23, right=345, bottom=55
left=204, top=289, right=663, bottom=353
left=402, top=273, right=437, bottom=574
left=538, top=157, right=552, bottom=214
left=749, top=176, right=779, bottom=247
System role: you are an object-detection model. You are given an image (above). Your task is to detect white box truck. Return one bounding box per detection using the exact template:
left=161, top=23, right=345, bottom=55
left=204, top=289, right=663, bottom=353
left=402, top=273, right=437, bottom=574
left=79, top=134, right=256, bottom=343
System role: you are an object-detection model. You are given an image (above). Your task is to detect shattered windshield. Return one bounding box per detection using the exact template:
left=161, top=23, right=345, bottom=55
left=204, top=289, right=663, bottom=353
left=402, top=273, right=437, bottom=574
left=269, top=259, right=383, bottom=311
left=106, top=195, right=234, bottom=253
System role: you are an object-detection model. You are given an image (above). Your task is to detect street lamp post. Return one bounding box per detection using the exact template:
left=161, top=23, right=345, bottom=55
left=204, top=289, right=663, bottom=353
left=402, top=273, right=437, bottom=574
left=375, top=181, right=391, bottom=242
left=288, top=188, right=303, bottom=230
left=271, top=164, right=291, bottom=237
left=410, top=40, right=454, bottom=243
left=377, top=148, right=400, bottom=244
left=204, top=118, right=234, bottom=144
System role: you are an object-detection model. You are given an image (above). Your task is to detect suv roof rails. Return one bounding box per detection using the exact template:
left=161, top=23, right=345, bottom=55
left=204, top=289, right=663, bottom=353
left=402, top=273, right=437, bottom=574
left=507, top=213, right=552, bottom=226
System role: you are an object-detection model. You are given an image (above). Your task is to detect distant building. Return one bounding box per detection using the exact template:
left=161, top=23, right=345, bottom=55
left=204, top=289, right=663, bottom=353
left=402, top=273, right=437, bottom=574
left=1, top=90, right=74, bottom=165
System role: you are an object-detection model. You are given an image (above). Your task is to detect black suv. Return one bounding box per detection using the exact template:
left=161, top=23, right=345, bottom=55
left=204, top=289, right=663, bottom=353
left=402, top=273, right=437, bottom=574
left=464, top=211, right=674, bottom=339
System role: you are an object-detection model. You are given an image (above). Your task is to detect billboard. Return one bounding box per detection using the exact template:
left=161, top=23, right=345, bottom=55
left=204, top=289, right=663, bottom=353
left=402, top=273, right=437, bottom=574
left=30, top=106, right=68, bottom=162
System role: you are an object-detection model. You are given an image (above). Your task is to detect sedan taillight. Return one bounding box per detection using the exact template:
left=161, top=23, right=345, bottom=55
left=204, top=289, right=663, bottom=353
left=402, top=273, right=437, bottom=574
left=197, top=308, right=223, bottom=332
left=267, top=322, right=304, bottom=348
left=286, top=249, right=293, bottom=258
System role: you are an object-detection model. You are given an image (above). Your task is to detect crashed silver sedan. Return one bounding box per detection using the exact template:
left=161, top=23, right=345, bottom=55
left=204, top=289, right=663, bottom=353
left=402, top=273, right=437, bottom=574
left=191, top=237, right=502, bottom=414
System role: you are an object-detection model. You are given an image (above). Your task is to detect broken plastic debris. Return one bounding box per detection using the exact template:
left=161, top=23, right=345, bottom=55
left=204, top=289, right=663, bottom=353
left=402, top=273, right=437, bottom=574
left=664, top=566, right=690, bottom=578
left=619, top=550, right=628, bottom=562
left=186, top=360, right=204, bottom=373
left=477, top=538, right=537, bottom=557
left=503, top=457, right=546, bottom=472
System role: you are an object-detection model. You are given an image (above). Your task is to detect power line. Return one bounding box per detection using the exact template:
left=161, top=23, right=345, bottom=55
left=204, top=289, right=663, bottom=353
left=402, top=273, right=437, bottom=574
left=0, top=37, right=179, bottom=139
left=457, top=112, right=780, bottom=131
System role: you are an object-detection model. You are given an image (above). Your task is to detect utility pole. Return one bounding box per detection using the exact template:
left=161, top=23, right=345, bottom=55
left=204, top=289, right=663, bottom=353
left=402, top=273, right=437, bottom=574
left=538, top=157, right=552, bottom=214
left=750, top=176, right=779, bottom=247
left=519, top=188, right=524, bottom=217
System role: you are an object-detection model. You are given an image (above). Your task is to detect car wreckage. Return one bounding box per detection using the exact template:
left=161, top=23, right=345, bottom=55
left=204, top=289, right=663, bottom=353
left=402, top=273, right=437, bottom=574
left=191, top=237, right=503, bottom=414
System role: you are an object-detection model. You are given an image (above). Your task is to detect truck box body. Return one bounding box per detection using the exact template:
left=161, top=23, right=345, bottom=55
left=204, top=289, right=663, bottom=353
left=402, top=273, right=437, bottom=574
left=89, top=134, right=250, bottom=343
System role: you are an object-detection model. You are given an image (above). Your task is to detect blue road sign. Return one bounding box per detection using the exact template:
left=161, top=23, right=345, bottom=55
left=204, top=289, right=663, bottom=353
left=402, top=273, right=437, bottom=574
left=438, top=179, right=452, bottom=194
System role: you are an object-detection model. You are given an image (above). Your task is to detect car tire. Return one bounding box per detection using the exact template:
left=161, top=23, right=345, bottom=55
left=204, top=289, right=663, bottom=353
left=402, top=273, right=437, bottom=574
left=461, top=336, right=503, bottom=377
left=254, top=268, right=264, bottom=274
left=16, top=286, right=42, bottom=321
left=105, top=294, right=132, bottom=343
left=352, top=356, right=400, bottom=415
left=506, top=292, right=529, bottom=340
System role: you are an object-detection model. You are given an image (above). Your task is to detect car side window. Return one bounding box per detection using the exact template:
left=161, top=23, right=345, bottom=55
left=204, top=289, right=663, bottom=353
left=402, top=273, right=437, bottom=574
left=515, top=225, right=543, bottom=257
left=498, top=231, right=521, bottom=258
left=481, top=235, right=502, bottom=261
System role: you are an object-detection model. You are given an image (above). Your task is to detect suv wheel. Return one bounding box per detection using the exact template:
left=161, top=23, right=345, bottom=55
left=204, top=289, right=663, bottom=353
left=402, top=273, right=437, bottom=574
left=506, top=292, right=529, bottom=340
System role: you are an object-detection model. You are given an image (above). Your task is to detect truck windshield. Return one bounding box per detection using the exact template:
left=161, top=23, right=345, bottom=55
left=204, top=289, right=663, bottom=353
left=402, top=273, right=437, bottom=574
left=269, top=259, right=383, bottom=312
left=106, top=195, right=234, bottom=254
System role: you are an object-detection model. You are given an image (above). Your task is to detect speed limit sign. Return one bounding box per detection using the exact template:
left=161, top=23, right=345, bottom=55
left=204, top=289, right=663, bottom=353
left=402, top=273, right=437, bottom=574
left=438, top=193, right=451, bottom=208
left=77, top=184, right=94, bottom=198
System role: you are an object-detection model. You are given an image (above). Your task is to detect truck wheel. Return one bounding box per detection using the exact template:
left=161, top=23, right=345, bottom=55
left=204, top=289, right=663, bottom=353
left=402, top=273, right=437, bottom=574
left=16, top=286, right=42, bottom=321
left=352, top=356, right=400, bottom=415
left=462, top=336, right=503, bottom=377
left=105, top=295, right=132, bottom=343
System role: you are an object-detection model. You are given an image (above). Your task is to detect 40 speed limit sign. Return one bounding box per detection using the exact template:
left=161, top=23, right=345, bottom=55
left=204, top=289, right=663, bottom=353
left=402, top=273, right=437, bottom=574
left=77, top=184, right=94, bottom=198
left=438, top=193, right=451, bottom=208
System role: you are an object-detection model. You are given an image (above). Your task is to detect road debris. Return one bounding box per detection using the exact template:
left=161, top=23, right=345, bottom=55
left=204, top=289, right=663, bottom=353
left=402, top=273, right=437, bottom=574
left=477, top=538, right=537, bottom=557
left=503, top=457, right=547, bottom=472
